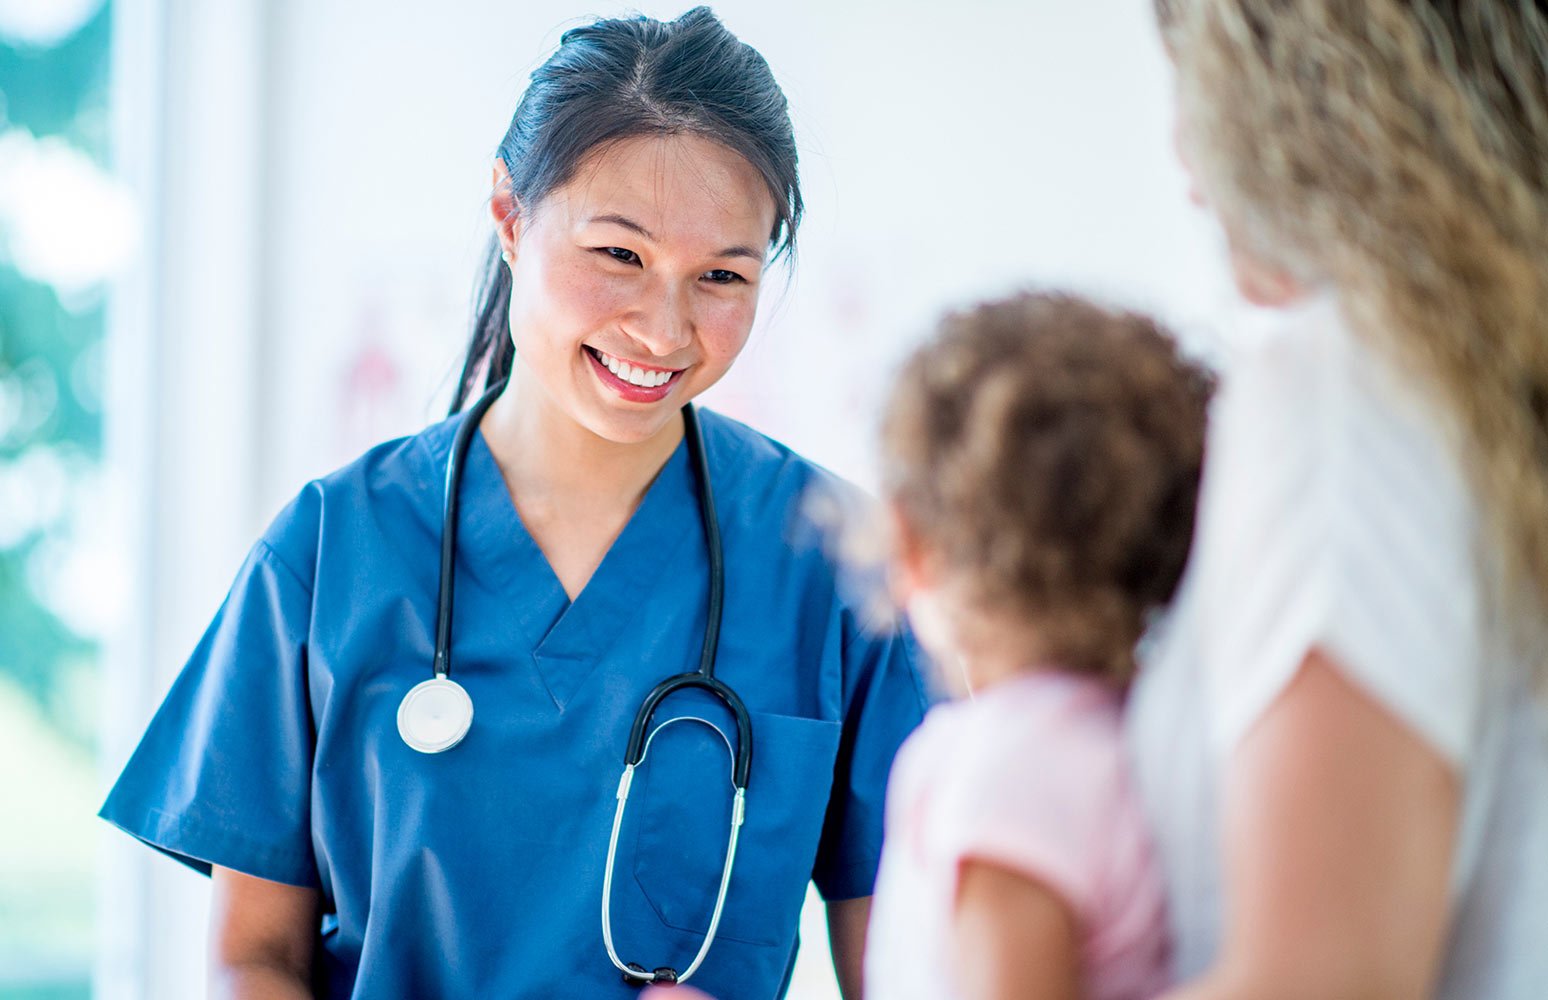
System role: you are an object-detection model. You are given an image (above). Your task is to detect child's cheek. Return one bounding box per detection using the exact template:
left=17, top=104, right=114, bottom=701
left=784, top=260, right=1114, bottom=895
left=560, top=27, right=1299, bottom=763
left=905, top=591, right=971, bottom=699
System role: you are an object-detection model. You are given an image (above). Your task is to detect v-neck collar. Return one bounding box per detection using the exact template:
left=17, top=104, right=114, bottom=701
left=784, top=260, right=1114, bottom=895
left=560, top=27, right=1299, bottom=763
left=450, top=415, right=700, bottom=709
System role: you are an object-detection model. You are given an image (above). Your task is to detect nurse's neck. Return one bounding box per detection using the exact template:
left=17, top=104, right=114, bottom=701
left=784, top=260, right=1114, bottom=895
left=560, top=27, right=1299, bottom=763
left=482, top=381, right=682, bottom=503
left=477, top=376, right=684, bottom=599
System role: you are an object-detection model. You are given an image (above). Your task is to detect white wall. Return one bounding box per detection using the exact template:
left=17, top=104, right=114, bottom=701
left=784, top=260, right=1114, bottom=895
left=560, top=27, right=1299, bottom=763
left=256, top=0, right=1231, bottom=506
left=103, top=1, right=1233, bottom=996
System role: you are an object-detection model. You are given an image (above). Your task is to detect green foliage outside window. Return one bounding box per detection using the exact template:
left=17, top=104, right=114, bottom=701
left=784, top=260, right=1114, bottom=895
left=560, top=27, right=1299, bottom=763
left=1, top=4, right=114, bottom=997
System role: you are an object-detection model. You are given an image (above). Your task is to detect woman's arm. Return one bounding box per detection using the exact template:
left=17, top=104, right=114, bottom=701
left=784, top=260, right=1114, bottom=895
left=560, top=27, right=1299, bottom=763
left=1166, top=650, right=1459, bottom=1000
left=952, top=860, right=1080, bottom=1000
left=826, top=896, right=871, bottom=1000
left=209, top=866, right=320, bottom=1000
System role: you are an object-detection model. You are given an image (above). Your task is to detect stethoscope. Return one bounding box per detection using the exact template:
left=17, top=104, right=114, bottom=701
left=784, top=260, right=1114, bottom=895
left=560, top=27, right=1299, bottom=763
left=395, top=379, right=753, bottom=987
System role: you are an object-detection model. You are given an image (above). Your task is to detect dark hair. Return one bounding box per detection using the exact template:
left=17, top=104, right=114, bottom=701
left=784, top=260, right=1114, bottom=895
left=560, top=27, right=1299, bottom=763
left=881, top=292, right=1215, bottom=681
left=451, top=6, right=803, bottom=412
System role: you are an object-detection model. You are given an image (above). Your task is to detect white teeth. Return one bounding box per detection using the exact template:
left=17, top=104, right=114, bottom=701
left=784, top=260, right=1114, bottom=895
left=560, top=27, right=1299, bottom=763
left=594, top=349, right=675, bottom=390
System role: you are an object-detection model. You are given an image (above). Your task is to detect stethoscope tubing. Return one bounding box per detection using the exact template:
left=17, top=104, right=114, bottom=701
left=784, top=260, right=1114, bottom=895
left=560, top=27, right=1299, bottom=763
left=684, top=399, right=725, bottom=681
left=602, top=716, right=747, bottom=986
left=426, top=379, right=754, bottom=986
left=432, top=379, right=506, bottom=681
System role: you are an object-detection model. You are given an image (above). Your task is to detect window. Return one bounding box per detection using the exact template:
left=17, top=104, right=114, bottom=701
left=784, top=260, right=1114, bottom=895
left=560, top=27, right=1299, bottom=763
left=0, top=3, right=120, bottom=997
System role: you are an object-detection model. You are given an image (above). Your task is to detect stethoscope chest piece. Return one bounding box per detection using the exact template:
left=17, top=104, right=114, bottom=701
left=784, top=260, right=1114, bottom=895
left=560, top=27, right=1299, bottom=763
left=416, top=384, right=740, bottom=982
left=398, top=676, right=473, bottom=754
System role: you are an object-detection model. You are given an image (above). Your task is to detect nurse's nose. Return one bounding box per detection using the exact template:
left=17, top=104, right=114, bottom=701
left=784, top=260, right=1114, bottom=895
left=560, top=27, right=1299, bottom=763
left=623, top=278, right=693, bottom=358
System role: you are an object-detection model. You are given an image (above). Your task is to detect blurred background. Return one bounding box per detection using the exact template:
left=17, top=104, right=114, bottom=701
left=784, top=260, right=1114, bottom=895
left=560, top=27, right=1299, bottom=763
left=0, top=0, right=1232, bottom=996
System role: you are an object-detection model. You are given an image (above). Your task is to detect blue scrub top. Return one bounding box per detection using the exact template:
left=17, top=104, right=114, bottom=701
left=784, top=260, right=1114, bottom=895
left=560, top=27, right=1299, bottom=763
left=101, top=407, right=931, bottom=998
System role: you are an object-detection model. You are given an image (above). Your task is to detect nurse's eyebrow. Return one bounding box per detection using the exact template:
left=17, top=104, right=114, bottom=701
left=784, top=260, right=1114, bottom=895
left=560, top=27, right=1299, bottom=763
left=590, top=213, right=657, bottom=241
left=588, top=213, right=766, bottom=264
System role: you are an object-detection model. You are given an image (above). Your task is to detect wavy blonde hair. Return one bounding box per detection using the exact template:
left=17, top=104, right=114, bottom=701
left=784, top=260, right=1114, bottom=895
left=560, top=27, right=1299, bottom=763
left=1162, top=0, right=1548, bottom=684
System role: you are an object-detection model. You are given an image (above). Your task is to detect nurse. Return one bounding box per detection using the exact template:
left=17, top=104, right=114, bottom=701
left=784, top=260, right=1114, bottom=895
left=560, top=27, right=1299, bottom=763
left=100, top=7, right=929, bottom=998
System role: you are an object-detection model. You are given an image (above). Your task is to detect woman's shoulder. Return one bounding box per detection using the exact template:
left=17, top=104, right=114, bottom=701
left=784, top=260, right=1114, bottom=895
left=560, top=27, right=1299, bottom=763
left=696, top=406, right=892, bottom=623
left=1220, top=294, right=1466, bottom=460
left=696, top=406, right=859, bottom=501
left=257, top=415, right=459, bottom=582
left=696, top=407, right=873, bottom=545
left=1209, top=294, right=1479, bottom=568
left=1196, top=295, right=1488, bottom=760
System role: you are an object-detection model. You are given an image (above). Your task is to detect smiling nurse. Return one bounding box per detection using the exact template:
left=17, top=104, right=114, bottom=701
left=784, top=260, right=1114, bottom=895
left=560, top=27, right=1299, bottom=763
left=99, top=8, right=929, bottom=998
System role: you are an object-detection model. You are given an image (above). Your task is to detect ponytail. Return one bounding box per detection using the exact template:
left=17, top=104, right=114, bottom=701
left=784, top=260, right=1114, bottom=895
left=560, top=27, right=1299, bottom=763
left=449, top=6, right=802, bottom=416
left=450, top=237, right=516, bottom=415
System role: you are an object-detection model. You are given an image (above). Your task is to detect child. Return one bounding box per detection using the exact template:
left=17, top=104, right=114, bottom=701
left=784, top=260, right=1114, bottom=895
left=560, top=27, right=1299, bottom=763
left=864, top=291, right=1212, bottom=1000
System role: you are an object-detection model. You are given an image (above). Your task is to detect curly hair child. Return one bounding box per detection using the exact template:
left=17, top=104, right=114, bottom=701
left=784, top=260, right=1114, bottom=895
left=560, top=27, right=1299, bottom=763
left=864, top=291, right=1212, bottom=1000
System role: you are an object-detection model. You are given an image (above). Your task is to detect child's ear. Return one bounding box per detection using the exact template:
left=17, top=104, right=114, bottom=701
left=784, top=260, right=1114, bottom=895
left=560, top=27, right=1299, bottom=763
left=886, top=503, right=934, bottom=602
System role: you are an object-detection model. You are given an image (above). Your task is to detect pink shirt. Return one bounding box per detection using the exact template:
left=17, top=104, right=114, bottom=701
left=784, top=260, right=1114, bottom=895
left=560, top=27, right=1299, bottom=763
left=866, top=672, right=1170, bottom=1000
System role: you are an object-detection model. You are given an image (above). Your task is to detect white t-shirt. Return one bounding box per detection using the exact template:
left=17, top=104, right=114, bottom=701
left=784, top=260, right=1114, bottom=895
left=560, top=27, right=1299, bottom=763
left=1126, top=295, right=1548, bottom=997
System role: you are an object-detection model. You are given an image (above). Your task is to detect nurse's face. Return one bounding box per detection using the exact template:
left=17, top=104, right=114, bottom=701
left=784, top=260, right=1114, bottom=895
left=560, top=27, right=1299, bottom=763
left=492, top=134, right=778, bottom=444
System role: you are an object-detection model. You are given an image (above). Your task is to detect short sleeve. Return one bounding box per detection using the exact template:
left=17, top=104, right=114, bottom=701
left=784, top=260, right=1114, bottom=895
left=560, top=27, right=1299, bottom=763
left=811, top=614, right=932, bottom=900
left=1194, top=298, right=1484, bottom=764
left=932, top=696, right=1127, bottom=924
left=98, top=536, right=320, bottom=887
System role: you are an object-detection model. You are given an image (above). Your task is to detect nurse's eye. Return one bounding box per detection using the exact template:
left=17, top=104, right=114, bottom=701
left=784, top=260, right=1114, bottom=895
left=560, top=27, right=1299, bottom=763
left=702, top=268, right=746, bottom=285
left=599, top=247, right=641, bottom=266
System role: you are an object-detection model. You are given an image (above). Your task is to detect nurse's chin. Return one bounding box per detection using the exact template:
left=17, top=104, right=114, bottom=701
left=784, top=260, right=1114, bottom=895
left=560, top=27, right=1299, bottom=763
left=575, top=394, right=696, bottom=447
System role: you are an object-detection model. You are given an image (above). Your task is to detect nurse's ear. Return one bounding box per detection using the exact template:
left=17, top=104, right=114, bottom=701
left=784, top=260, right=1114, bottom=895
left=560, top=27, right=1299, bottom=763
left=489, top=159, right=525, bottom=267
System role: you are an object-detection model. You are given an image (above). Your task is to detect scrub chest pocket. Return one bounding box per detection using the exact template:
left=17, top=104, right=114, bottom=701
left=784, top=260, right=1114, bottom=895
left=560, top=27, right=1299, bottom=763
left=630, top=711, right=843, bottom=946
left=98, top=404, right=932, bottom=998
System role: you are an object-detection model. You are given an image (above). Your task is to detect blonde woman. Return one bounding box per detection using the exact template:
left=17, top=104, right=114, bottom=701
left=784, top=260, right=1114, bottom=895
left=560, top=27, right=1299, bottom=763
left=1127, top=2, right=1548, bottom=998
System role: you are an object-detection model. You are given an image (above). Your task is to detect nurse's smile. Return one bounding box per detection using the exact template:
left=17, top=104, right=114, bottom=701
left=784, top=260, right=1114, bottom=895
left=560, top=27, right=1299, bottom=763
left=584, top=346, right=685, bottom=403
left=493, top=132, right=778, bottom=448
